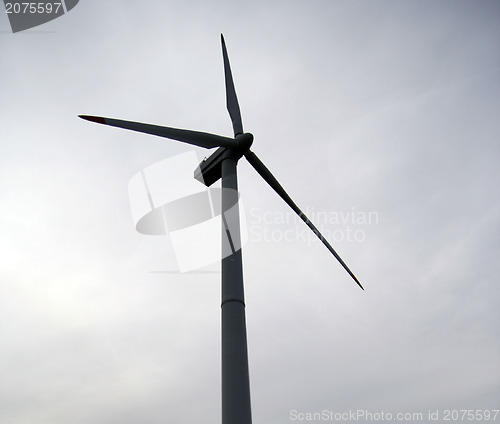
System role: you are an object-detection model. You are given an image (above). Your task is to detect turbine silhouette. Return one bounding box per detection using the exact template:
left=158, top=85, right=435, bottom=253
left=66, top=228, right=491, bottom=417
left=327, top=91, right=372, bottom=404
left=79, top=34, right=363, bottom=424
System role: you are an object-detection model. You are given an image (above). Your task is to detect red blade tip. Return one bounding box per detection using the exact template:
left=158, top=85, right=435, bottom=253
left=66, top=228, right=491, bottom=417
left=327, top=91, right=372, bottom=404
left=79, top=115, right=106, bottom=124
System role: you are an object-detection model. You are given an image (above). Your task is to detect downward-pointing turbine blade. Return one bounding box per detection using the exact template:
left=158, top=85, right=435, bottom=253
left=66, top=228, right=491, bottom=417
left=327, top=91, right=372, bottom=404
left=245, top=150, right=364, bottom=290
left=78, top=115, right=238, bottom=149
left=221, top=34, right=244, bottom=136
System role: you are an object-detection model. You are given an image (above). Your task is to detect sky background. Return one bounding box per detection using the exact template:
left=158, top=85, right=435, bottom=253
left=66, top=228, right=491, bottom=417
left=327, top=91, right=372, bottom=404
left=1, top=1, right=500, bottom=423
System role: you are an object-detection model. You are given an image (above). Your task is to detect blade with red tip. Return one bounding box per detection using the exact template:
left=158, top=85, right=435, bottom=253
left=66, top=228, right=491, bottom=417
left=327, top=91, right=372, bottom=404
left=79, top=115, right=238, bottom=149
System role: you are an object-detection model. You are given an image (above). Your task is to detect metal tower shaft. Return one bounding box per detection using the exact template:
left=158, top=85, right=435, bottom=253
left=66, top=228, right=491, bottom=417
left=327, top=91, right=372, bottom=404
left=221, top=157, right=252, bottom=424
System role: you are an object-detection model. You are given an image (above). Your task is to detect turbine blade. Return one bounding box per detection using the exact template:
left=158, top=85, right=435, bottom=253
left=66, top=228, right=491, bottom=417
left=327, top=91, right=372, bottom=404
left=78, top=115, right=238, bottom=149
left=221, top=34, right=244, bottom=136
left=245, top=150, right=364, bottom=290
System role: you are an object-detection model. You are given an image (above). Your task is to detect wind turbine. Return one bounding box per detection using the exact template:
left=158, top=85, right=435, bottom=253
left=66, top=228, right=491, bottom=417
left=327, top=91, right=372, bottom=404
left=79, top=34, right=363, bottom=424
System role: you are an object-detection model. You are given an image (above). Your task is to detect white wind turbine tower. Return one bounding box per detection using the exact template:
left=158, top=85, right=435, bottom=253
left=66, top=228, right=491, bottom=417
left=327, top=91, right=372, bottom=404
left=79, top=34, right=363, bottom=424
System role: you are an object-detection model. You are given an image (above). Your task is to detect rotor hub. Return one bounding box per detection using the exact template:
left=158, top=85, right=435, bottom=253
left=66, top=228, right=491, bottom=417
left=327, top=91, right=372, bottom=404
left=236, top=132, right=253, bottom=153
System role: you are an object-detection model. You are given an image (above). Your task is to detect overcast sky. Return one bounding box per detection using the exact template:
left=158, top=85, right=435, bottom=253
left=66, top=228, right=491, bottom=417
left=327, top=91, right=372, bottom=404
left=1, top=1, right=500, bottom=423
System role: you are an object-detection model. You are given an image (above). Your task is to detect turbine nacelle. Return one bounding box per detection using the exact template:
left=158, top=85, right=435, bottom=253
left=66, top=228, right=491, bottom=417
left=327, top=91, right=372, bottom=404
left=194, top=132, right=254, bottom=187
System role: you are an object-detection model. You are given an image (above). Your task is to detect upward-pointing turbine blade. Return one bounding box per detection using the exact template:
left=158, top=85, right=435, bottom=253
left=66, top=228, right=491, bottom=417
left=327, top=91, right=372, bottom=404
left=221, top=34, right=244, bottom=136
left=79, top=115, right=238, bottom=149
left=244, top=150, right=364, bottom=290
